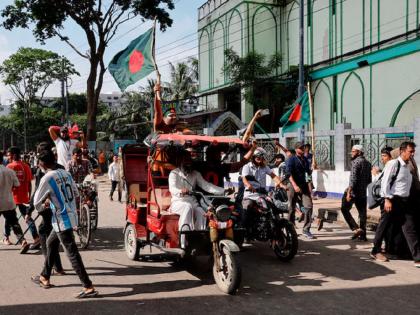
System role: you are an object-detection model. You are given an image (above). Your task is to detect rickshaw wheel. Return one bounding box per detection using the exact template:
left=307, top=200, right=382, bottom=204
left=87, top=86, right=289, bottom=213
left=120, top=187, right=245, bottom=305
left=213, top=245, right=241, bottom=295
left=77, top=204, right=91, bottom=249
left=125, top=224, right=140, bottom=260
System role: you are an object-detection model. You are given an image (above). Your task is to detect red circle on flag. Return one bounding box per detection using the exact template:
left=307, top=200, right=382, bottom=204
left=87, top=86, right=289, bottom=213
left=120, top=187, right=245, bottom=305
left=129, top=50, right=144, bottom=74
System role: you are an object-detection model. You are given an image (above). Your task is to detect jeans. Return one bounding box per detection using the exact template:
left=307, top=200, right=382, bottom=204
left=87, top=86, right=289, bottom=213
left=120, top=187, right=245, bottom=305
left=41, top=229, right=92, bottom=288
left=1, top=210, right=24, bottom=241
left=39, top=211, right=63, bottom=272
left=287, top=183, right=313, bottom=232
left=110, top=180, right=122, bottom=201
left=4, top=204, right=39, bottom=239
left=372, top=205, right=392, bottom=254
left=341, top=189, right=367, bottom=232
left=390, top=197, right=420, bottom=261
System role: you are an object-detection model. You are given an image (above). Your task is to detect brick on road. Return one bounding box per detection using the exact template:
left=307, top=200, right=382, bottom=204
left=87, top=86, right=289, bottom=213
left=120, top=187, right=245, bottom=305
left=0, top=176, right=419, bottom=315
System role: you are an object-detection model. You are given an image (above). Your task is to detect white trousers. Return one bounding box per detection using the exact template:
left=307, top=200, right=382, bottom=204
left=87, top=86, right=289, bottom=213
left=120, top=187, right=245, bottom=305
left=170, top=199, right=207, bottom=231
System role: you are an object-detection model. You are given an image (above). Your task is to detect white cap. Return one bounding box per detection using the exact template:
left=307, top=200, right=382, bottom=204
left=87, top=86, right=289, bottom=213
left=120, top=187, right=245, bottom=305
left=352, top=144, right=364, bottom=152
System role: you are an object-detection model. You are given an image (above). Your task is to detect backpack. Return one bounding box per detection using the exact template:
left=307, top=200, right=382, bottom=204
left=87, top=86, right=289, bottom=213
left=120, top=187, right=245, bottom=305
left=367, top=160, right=401, bottom=209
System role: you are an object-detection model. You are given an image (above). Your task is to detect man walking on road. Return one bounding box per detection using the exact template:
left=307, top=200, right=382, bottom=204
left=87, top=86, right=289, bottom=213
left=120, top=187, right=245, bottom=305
left=379, top=142, right=420, bottom=267
left=341, top=145, right=372, bottom=241
left=285, top=142, right=315, bottom=239
left=108, top=155, right=122, bottom=202
left=6, top=146, right=40, bottom=248
left=0, top=150, right=30, bottom=252
left=33, top=150, right=98, bottom=298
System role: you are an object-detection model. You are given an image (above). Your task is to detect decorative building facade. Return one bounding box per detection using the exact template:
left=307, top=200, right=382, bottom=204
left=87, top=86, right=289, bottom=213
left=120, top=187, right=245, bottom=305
left=197, top=0, right=420, bottom=132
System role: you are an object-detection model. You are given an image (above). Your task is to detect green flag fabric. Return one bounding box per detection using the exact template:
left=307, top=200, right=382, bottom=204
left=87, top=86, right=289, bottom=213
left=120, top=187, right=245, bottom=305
left=279, top=91, right=310, bottom=134
left=108, top=27, right=155, bottom=91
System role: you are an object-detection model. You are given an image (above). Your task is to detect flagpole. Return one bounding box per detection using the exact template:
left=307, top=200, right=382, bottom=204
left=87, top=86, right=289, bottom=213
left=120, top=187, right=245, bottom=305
left=307, top=82, right=316, bottom=169
left=152, top=17, right=161, bottom=101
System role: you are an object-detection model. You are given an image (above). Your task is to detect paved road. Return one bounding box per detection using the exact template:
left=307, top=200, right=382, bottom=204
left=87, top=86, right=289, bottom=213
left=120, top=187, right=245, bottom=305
left=0, top=177, right=419, bottom=315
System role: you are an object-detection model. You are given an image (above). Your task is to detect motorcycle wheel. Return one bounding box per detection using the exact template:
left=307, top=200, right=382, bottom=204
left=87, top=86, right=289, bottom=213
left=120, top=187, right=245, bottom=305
left=77, top=204, right=91, bottom=249
left=124, top=224, right=140, bottom=260
left=213, top=244, right=241, bottom=295
left=272, top=219, right=298, bottom=261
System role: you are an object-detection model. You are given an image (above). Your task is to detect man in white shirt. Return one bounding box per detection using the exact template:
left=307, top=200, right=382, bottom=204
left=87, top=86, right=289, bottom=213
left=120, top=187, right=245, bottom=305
left=108, top=155, right=122, bottom=202
left=0, top=150, right=29, bottom=252
left=169, top=152, right=225, bottom=248
left=49, top=125, right=85, bottom=168
left=380, top=142, right=420, bottom=267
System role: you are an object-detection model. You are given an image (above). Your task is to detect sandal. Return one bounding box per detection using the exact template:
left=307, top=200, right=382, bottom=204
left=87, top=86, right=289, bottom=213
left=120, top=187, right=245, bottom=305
left=2, top=238, right=11, bottom=245
left=53, top=269, right=66, bottom=276
left=75, top=288, right=98, bottom=299
left=20, top=241, right=30, bottom=254
left=31, top=275, right=53, bottom=289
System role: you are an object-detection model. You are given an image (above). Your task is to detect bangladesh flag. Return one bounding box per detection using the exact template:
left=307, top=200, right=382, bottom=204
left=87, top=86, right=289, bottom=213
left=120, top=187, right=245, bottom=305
left=108, top=27, right=155, bottom=91
left=279, top=91, right=310, bottom=134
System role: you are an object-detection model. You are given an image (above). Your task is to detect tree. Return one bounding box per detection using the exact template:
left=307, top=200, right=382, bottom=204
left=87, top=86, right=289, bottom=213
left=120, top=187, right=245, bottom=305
left=2, top=0, right=175, bottom=140
left=0, top=47, right=77, bottom=106
left=167, top=58, right=198, bottom=101
left=223, top=49, right=285, bottom=131
left=0, top=47, right=77, bottom=150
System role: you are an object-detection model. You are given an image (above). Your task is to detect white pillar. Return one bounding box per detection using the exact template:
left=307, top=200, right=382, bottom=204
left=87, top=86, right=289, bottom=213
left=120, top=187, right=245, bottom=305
left=334, top=123, right=351, bottom=172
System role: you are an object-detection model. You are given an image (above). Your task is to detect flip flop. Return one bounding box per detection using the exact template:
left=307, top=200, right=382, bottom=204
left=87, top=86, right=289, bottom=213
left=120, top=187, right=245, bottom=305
left=31, top=275, right=53, bottom=289
left=20, top=242, right=30, bottom=254
left=75, top=289, right=99, bottom=299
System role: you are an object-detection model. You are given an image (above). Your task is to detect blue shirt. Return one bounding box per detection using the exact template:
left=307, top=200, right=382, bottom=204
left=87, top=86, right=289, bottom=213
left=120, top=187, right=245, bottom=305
left=285, top=155, right=311, bottom=189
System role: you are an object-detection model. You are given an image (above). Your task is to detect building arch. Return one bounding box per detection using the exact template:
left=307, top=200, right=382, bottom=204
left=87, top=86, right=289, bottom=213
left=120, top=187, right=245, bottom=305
left=252, top=5, right=277, bottom=55
left=212, top=20, right=226, bottom=87
left=287, top=1, right=300, bottom=69
left=390, top=89, right=420, bottom=127
left=209, top=111, right=245, bottom=136
left=313, top=79, right=333, bottom=130
left=199, top=28, right=211, bottom=91
left=227, top=9, right=243, bottom=56
left=341, top=71, right=365, bottom=128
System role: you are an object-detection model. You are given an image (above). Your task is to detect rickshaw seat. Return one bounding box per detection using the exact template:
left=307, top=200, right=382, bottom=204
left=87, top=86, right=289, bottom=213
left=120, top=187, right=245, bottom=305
left=149, top=187, right=172, bottom=216
left=129, top=183, right=147, bottom=202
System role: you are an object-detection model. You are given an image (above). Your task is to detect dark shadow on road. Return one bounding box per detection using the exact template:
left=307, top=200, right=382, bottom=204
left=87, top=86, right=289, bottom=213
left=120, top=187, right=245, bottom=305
left=1, top=283, right=420, bottom=315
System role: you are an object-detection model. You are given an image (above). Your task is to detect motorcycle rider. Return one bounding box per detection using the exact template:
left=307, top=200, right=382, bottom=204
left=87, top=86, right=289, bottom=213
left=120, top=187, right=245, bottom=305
left=168, top=150, right=225, bottom=248
left=241, top=148, right=282, bottom=232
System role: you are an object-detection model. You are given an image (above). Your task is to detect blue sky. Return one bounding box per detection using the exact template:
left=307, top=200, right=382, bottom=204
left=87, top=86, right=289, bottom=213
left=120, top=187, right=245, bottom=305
left=0, top=0, right=203, bottom=104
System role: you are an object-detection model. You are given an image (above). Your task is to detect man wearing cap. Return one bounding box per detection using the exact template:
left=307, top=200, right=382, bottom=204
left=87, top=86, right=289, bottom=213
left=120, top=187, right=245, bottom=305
left=241, top=148, right=282, bottom=231
left=49, top=125, right=85, bottom=168
left=285, top=142, right=315, bottom=239
left=341, top=144, right=372, bottom=241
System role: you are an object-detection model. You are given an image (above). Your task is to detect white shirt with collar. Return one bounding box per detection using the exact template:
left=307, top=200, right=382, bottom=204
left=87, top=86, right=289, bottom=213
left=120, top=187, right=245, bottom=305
left=381, top=156, right=412, bottom=198
left=108, top=161, right=120, bottom=181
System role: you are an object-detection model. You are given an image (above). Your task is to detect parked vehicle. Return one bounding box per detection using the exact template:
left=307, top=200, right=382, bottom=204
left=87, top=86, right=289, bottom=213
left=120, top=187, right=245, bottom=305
left=76, top=175, right=98, bottom=249
left=122, top=134, right=245, bottom=294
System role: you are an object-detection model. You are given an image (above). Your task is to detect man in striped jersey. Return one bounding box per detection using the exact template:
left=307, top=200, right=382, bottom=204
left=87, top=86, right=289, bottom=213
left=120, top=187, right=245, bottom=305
left=33, top=150, right=98, bottom=298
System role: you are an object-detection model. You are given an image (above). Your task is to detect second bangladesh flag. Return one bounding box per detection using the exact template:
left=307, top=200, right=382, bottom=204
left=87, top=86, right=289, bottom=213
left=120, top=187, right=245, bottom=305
left=279, top=91, right=310, bottom=134
left=108, top=27, right=155, bottom=91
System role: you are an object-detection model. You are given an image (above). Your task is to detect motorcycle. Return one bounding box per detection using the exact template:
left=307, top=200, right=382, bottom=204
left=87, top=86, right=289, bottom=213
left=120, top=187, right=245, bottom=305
left=194, top=190, right=242, bottom=294
left=242, top=187, right=298, bottom=261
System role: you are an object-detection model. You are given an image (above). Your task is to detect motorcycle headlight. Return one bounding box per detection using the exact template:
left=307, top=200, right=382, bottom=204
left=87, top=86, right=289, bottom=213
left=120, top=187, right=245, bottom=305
left=215, top=205, right=231, bottom=222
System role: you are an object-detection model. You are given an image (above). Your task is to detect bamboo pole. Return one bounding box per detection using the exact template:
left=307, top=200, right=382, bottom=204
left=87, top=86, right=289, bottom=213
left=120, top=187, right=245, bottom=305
left=307, top=81, right=316, bottom=169
left=152, top=17, right=161, bottom=101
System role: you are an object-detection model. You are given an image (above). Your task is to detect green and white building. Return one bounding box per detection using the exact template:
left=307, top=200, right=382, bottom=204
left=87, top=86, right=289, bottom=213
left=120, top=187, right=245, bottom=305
left=197, top=0, right=420, bottom=196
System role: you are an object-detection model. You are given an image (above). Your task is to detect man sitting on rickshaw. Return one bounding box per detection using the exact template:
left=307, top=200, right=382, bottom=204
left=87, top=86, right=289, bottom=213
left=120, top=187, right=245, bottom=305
left=168, top=151, right=225, bottom=248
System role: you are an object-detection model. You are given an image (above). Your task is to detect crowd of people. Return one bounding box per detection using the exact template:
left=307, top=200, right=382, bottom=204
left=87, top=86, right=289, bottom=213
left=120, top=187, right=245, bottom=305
left=1, top=82, right=420, bottom=301
left=0, top=126, right=99, bottom=298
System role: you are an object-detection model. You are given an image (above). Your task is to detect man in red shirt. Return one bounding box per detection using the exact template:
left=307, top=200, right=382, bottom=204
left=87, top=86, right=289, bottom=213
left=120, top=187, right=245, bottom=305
left=6, top=147, right=40, bottom=248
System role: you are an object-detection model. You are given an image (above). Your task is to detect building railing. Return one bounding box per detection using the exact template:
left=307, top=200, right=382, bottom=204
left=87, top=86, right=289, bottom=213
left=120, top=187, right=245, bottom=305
left=225, top=119, right=420, bottom=172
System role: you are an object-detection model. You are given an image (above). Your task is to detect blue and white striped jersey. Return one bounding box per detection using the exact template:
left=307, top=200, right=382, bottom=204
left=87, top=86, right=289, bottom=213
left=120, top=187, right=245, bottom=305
left=34, top=168, right=79, bottom=232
